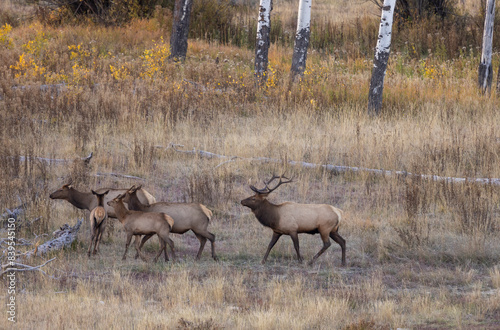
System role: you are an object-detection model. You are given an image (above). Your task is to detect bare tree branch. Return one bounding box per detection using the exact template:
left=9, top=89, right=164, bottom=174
left=1, top=257, right=56, bottom=276
left=15, top=152, right=93, bottom=164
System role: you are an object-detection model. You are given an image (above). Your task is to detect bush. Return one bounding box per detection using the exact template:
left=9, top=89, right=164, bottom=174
left=38, top=0, right=170, bottom=24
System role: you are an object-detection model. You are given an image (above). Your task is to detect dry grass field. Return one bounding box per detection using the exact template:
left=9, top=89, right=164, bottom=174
left=1, top=0, right=500, bottom=328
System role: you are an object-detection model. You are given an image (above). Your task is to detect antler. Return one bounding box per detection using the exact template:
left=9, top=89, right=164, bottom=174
left=250, top=174, right=294, bottom=194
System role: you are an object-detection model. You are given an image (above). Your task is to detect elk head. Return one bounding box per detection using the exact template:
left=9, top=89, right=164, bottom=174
left=107, top=193, right=126, bottom=208
left=122, top=185, right=142, bottom=204
left=240, top=175, right=293, bottom=210
left=49, top=180, right=73, bottom=199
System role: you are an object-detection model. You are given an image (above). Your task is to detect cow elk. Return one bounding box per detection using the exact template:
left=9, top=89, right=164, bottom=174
left=123, top=185, right=217, bottom=261
left=49, top=181, right=156, bottom=219
left=241, top=175, right=346, bottom=266
left=88, top=190, right=109, bottom=257
left=107, top=194, right=175, bottom=262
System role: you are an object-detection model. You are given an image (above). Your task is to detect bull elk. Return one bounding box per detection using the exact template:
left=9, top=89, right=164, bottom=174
left=241, top=175, right=346, bottom=266
left=88, top=190, right=109, bottom=257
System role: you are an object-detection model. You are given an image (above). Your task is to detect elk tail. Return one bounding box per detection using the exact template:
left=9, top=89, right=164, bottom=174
left=200, top=205, right=213, bottom=221
left=163, top=214, right=174, bottom=229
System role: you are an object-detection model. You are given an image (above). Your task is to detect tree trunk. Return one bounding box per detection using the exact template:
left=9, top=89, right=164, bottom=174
left=255, top=0, right=273, bottom=83
left=367, top=0, right=396, bottom=116
left=479, top=0, right=495, bottom=94
left=290, top=0, right=312, bottom=79
left=169, top=0, right=194, bottom=62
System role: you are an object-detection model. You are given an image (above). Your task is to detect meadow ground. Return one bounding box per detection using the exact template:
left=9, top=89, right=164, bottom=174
left=1, top=0, right=500, bottom=328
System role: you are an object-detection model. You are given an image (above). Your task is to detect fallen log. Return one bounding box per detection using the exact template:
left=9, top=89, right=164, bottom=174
left=161, top=144, right=500, bottom=186
left=24, top=218, right=83, bottom=258
left=95, top=172, right=146, bottom=181
left=0, top=257, right=56, bottom=276
left=16, top=152, right=93, bottom=165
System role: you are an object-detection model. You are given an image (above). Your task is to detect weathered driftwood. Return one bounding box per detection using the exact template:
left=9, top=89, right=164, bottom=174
left=17, top=152, right=93, bottom=165
left=95, top=172, right=146, bottom=181
left=161, top=144, right=500, bottom=186
left=15, top=151, right=147, bottom=181
left=0, top=257, right=56, bottom=276
left=25, top=218, right=83, bottom=258
left=0, top=203, right=26, bottom=221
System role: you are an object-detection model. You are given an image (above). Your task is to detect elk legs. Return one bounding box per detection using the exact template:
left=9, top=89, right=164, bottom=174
left=262, top=232, right=282, bottom=264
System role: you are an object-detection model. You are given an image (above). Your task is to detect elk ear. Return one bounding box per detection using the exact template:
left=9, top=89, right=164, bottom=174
left=65, top=178, right=73, bottom=187
left=103, top=190, right=110, bottom=195
left=116, top=193, right=126, bottom=200
left=91, top=190, right=98, bottom=195
left=135, top=185, right=142, bottom=191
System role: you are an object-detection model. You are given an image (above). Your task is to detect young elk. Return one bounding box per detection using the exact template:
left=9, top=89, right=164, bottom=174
left=107, top=194, right=175, bottom=262
left=123, top=185, right=217, bottom=261
left=241, top=175, right=346, bottom=266
left=88, top=190, right=109, bottom=257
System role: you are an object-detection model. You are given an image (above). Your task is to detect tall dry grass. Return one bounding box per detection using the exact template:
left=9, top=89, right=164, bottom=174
left=1, top=1, right=500, bottom=328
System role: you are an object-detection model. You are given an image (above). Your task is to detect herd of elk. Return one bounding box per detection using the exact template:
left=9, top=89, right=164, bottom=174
left=49, top=181, right=156, bottom=218
left=49, top=174, right=346, bottom=266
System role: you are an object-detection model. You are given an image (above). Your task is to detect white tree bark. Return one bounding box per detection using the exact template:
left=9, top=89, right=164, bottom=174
left=368, top=0, right=396, bottom=115
left=290, top=0, right=312, bottom=78
left=255, top=0, right=273, bottom=83
left=479, top=0, right=496, bottom=93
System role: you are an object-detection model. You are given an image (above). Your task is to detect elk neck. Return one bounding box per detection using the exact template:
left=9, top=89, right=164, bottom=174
left=96, top=195, right=106, bottom=207
left=252, top=200, right=280, bottom=229
left=67, top=188, right=94, bottom=210
left=112, top=202, right=131, bottom=223
left=128, top=194, right=149, bottom=211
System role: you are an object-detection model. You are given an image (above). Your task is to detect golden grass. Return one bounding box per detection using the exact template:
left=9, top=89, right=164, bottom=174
left=1, top=2, right=500, bottom=328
